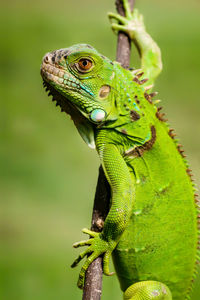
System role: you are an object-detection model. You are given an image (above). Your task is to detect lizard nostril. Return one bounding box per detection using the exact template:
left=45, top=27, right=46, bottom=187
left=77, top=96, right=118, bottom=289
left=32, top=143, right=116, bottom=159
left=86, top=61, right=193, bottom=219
left=44, top=55, right=50, bottom=63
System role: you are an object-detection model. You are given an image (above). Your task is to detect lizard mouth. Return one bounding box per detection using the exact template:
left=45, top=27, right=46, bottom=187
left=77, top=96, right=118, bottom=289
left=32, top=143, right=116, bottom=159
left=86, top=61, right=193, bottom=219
left=40, top=58, right=87, bottom=117
left=41, top=61, right=82, bottom=93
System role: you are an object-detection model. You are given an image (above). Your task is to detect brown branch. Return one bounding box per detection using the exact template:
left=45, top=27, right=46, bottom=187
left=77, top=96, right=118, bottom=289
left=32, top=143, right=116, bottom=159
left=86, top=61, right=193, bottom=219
left=82, top=166, right=110, bottom=300
left=116, top=0, right=135, bottom=68
left=82, top=1, right=135, bottom=299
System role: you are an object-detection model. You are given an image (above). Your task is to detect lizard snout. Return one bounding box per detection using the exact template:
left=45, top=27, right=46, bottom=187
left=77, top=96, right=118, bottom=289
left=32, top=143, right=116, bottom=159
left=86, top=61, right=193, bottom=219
left=43, top=49, right=70, bottom=66
left=42, top=52, right=56, bottom=65
left=43, top=54, right=51, bottom=63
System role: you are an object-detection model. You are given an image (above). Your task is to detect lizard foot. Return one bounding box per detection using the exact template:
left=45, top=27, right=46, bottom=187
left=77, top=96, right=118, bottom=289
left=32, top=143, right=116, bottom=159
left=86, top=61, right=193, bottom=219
left=108, top=3, right=145, bottom=40
left=71, top=228, right=116, bottom=289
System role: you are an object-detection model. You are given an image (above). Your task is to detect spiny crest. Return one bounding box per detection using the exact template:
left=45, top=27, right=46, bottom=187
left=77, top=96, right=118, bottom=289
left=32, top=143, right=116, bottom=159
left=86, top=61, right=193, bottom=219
left=186, top=211, right=200, bottom=298
left=168, top=128, right=177, bottom=140
left=167, top=128, right=189, bottom=160
left=133, top=71, right=171, bottom=126
left=131, top=70, right=161, bottom=106
left=186, top=168, right=193, bottom=178
left=152, top=94, right=200, bottom=293
left=144, top=85, right=154, bottom=91
left=133, top=76, right=148, bottom=85
left=144, top=91, right=158, bottom=104
left=131, top=68, right=200, bottom=297
left=155, top=106, right=168, bottom=122
left=167, top=127, right=195, bottom=182
left=43, top=81, right=69, bottom=114
left=185, top=168, right=200, bottom=297
left=177, top=144, right=185, bottom=158
left=187, top=230, right=200, bottom=298
left=132, top=70, right=149, bottom=85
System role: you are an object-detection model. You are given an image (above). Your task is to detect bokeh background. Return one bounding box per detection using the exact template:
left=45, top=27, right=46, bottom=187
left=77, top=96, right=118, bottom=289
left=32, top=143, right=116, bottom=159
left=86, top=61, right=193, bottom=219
left=0, top=0, right=200, bottom=299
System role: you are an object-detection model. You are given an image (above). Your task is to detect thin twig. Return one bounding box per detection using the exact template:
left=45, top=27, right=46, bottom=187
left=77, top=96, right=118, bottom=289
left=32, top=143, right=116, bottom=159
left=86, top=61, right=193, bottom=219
left=82, top=1, right=135, bottom=299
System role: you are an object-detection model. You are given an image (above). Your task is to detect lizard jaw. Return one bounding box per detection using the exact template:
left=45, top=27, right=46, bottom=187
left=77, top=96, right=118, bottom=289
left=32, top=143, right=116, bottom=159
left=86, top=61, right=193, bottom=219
left=40, top=60, right=82, bottom=93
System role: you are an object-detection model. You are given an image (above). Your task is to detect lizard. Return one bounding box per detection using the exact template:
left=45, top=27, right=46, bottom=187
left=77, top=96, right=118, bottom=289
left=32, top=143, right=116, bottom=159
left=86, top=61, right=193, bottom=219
left=40, top=1, right=199, bottom=299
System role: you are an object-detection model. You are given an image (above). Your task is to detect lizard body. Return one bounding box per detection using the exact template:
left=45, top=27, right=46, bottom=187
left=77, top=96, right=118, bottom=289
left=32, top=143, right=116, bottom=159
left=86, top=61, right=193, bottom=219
left=40, top=2, right=199, bottom=299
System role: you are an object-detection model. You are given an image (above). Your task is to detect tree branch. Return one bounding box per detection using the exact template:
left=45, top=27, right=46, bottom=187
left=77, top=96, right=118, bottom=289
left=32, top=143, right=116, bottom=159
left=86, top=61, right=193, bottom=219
left=82, top=166, right=110, bottom=300
left=116, top=0, right=135, bottom=68
left=82, top=1, right=135, bottom=299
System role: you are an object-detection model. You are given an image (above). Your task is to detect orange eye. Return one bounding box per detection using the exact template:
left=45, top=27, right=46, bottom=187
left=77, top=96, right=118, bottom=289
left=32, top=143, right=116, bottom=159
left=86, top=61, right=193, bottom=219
left=77, top=59, right=93, bottom=72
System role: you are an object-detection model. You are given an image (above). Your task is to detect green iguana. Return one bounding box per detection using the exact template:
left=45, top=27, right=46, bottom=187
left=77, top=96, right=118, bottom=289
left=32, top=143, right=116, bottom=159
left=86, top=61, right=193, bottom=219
left=40, top=1, right=199, bottom=299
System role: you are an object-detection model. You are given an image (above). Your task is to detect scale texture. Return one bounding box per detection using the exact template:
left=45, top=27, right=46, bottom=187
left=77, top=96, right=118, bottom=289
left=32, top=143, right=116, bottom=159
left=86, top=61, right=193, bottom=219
left=40, top=1, right=199, bottom=299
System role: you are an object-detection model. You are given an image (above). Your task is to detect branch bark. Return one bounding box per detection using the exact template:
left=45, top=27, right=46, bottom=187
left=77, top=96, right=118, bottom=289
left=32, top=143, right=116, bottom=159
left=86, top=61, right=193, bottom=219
left=116, top=0, right=135, bottom=68
left=82, top=1, right=135, bottom=299
left=82, top=166, right=110, bottom=300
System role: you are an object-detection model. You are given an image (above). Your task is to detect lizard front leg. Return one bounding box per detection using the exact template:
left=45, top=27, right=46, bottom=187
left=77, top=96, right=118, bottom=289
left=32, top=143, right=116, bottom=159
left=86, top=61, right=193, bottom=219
left=108, top=0, right=162, bottom=85
left=71, top=138, right=134, bottom=289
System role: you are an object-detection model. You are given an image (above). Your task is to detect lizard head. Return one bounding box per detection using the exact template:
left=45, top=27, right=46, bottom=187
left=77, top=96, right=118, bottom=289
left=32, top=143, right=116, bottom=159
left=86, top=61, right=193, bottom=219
left=41, top=44, right=118, bottom=122
left=41, top=44, right=118, bottom=148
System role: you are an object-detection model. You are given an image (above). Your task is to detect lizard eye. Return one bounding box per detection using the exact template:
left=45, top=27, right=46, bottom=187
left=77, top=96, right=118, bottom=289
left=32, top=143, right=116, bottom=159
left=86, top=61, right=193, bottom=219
left=76, top=58, right=93, bottom=72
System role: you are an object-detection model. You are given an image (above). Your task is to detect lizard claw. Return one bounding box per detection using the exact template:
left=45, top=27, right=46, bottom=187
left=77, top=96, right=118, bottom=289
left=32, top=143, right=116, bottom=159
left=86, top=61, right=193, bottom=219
left=71, top=247, right=91, bottom=268
left=73, top=239, right=92, bottom=248
left=82, top=227, right=99, bottom=237
left=71, top=229, right=117, bottom=289
left=108, top=9, right=145, bottom=41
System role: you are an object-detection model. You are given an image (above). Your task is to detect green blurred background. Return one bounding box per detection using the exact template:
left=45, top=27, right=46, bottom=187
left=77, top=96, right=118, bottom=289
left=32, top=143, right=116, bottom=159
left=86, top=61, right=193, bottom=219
left=0, top=0, right=200, bottom=299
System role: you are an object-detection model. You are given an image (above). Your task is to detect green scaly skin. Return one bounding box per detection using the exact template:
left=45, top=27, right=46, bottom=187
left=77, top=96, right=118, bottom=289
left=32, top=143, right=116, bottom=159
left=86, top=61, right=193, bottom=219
left=40, top=1, right=198, bottom=299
